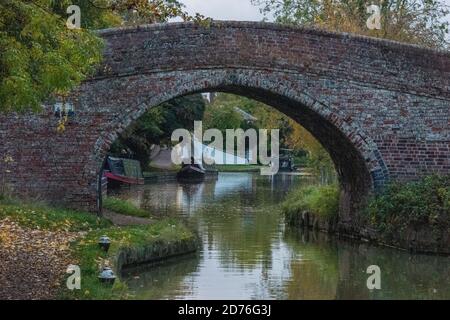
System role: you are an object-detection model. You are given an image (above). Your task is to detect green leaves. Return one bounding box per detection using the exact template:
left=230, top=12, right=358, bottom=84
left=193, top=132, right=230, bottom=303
left=253, top=0, right=449, bottom=49
left=0, top=0, right=103, bottom=112
left=364, top=175, right=450, bottom=234
left=1, top=1, right=207, bottom=113
left=282, top=184, right=340, bottom=219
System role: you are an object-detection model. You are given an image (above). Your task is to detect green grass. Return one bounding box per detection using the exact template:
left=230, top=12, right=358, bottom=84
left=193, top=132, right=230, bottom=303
left=0, top=199, right=198, bottom=300
left=103, top=197, right=150, bottom=218
left=59, top=219, right=196, bottom=300
left=0, top=200, right=111, bottom=231
left=282, top=184, right=340, bottom=221
left=215, top=164, right=265, bottom=172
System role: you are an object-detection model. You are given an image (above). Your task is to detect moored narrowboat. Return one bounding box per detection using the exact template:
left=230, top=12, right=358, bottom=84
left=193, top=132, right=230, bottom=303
left=103, top=156, right=144, bottom=187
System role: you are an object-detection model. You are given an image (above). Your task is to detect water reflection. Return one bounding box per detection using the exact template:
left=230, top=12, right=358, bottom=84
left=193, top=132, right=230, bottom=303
left=113, top=173, right=450, bottom=300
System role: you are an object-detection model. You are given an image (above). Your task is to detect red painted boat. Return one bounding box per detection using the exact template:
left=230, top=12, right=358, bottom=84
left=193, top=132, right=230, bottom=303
left=103, top=171, right=144, bottom=185
left=103, top=157, right=144, bottom=186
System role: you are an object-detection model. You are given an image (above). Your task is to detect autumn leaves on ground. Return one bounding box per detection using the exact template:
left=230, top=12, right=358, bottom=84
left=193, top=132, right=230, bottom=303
left=0, top=218, right=80, bottom=299
left=0, top=199, right=196, bottom=300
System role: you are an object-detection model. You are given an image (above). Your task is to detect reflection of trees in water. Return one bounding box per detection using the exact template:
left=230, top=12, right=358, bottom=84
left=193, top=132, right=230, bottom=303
left=282, top=228, right=340, bottom=299
left=121, top=254, right=200, bottom=300
left=334, top=241, right=450, bottom=300
left=283, top=228, right=450, bottom=300
left=197, top=194, right=281, bottom=270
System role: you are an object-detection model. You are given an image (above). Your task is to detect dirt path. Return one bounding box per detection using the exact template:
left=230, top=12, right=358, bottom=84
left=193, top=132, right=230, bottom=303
left=0, top=209, right=152, bottom=299
left=0, top=218, right=80, bottom=300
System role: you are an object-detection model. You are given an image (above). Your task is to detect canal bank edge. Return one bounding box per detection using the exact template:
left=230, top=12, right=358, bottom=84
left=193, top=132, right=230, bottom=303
left=287, top=211, right=450, bottom=255
left=114, top=234, right=199, bottom=275
left=59, top=220, right=200, bottom=300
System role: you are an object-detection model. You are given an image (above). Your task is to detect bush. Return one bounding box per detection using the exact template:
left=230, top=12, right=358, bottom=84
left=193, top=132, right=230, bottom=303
left=282, top=184, right=340, bottom=221
left=364, top=175, right=450, bottom=234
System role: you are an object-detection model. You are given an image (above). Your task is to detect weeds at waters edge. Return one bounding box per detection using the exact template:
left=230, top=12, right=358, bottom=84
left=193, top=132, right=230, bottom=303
left=103, top=197, right=150, bottom=218
left=282, top=185, right=340, bottom=223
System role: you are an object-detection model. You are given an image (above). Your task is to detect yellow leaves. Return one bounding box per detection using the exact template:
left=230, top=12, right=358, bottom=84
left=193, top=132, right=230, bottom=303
left=57, top=115, right=68, bottom=133
left=3, top=155, right=14, bottom=163
left=95, top=257, right=112, bottom=270
left=0, top=217, right=81, bottom=299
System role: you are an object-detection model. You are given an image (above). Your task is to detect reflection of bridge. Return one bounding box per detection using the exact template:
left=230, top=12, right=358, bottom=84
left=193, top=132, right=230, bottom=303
left=1, top=21, right=449, bottom=232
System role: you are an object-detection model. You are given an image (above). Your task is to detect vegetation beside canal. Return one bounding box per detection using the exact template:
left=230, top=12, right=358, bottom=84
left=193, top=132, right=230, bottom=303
left=0, top=199, right=198, bottom=300
left=283, top=185, right=340, bottom=220
left=282, top=175, right=450, bottom=254
left=103, top=197, right=150, bottom=218
left=282, top=184, right=340, bottom=232
left=362, top=175, right=450, bottom=253
left=60, top=219, right=197, bottom=300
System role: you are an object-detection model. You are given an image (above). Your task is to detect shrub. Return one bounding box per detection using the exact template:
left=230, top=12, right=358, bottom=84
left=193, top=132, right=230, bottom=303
left=282, top=184, right=340, bottom=221
left=364, top=175, right=450, bottom=234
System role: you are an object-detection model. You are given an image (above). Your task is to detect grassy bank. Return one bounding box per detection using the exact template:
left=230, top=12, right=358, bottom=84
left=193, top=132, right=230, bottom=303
left=103, top=197, right=150, bottom=218
left=0, top=199, right=198, bottom=300
left=59, top=219, right=197, bottom=300
left=282, top=184, right=340, bottom=226
left=0, top=199, right=111, bottom=231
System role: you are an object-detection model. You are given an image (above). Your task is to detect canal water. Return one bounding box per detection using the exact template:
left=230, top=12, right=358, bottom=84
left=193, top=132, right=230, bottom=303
left=111, top=172, right=450, bottom=300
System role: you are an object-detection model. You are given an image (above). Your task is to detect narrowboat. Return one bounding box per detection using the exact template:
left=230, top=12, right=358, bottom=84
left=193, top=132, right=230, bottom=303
left=177, top=158, right=206, bottom=182
left=103, top=156, right=144, bottom=187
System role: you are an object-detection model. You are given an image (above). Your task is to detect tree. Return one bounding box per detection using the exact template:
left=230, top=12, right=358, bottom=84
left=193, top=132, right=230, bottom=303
left=159, top=94, right=207, bottom=138
left=205, top=93, right=335, bottom=175
left=0, top=0, right=208, bottom=113
left=0, top=0, right=103, bottom=112
left=252, top=0, right=449, bottom=49
left=110, top=94, right=206, bottom=167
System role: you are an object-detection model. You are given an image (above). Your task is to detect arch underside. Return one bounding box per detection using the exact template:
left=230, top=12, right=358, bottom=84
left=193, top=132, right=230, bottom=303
left=82, top=68, right=390, bottom=227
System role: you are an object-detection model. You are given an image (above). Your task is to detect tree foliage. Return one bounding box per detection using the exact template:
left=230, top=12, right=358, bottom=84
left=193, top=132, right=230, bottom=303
left=205, top=93, right=335, bottom=174
left=253, top=0, right=449, bottom=48
left=364, top=175, right=450, bottom=236
left=0, top=0, right=104, bottom=112
left=110, top=94, right=206, bottom=166
left=0, top=0, right=208, bottom=113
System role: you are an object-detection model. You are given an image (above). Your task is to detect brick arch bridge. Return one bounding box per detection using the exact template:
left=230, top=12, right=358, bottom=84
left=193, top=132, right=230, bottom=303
left=1, top=22, right=449, bottom=232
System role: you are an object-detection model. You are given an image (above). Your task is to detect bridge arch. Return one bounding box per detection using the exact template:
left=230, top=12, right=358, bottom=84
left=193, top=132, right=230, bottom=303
left=87, top=68, right=388, bottom=228
left=1, top=21, right=449, bottom=232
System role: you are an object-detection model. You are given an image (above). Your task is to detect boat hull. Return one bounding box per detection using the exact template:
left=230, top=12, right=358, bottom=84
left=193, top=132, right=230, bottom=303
left=104, top=172, right=145, bottom=186
left=177, top=165, right=205, bottom=182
